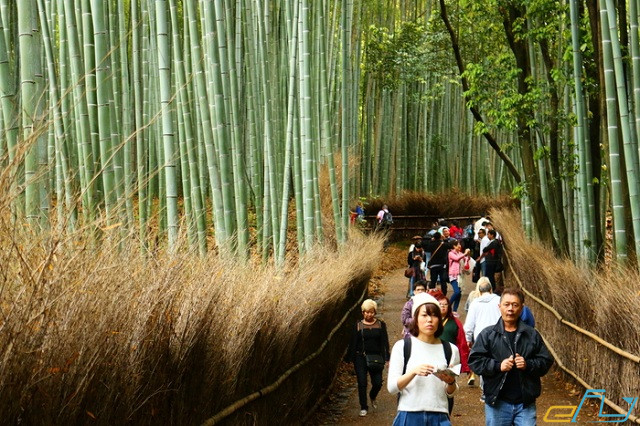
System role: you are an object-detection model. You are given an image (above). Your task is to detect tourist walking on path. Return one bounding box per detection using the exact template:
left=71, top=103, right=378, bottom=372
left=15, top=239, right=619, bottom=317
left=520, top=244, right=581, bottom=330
left=425, top=232, right=452, bottom=295
left=468, top=288, right=553, bottom=426
left=387, top=293, right=460, bottom=426
left=406, top=243, right=426, bottom=297
left=463, top=278, right=500, bottom=388
left=376, top=205, right=393, bottom=230
left=448, top=241, right=470, bottom=312
left=401, top=280, right=427, bottom=337
left=463, top=279, right=501, bottom=347
left=430, top=290, right=471, bottom=416
left=346, top=299, right=390, bottom=417
left=476, top=229, right=502, bottom=291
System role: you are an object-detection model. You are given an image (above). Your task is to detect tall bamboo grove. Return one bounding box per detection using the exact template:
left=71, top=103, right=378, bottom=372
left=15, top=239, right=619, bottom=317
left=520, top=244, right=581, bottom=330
left=1, top=0, right=359, bottom=259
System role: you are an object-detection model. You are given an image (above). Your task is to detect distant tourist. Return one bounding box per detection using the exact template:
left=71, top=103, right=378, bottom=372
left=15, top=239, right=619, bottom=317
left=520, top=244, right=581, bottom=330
left=469, top=288, right=553, bottom=425
left=346, top=299, right=390, bottom=417
left=387, top=293, right=460, bottom=426
left=406, top=243, right=426, bottom=297
left=476, top=229, right=503, bottom=291
left=448, top=240, right=470, bottom=312
left=424, top=232, right=452, bottom=295
left=350, top=202, right=365, bottom=225
left=376, top=204, right=393, bottom=230
left=401, top=280, right=428, bottom=337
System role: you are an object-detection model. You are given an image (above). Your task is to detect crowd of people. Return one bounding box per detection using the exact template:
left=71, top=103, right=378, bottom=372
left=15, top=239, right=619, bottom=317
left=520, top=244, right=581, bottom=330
left=346, top=215, right=554, bottom=425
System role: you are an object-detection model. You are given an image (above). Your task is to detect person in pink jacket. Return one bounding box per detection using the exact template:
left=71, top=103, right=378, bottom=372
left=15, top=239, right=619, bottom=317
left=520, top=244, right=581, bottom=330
left=448, top=240, right=470, bottom=312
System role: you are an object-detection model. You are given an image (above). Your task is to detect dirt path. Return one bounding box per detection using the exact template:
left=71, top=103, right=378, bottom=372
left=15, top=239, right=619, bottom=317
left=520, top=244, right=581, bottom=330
left=317, top=266, right=596, bottom=425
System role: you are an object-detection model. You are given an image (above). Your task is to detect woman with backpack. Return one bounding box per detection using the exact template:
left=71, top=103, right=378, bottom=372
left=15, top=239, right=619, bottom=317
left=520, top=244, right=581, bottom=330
left=387, top=293, right=461, bottom=425
left=347, top=299, right=390, bottom=417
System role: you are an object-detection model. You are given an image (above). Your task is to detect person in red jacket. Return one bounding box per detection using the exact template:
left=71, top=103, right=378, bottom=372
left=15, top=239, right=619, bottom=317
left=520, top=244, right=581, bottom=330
left=428, top=290, right=470, bottom=416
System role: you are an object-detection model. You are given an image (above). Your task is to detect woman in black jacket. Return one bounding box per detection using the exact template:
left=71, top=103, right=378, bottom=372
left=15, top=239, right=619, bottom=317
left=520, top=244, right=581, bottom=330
left=347, top=299, right=390, bottom=417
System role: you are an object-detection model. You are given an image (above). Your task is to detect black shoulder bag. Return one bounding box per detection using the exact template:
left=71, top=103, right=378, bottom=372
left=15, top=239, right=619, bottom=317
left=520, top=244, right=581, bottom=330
left=359, top=321, right=385, bottom=372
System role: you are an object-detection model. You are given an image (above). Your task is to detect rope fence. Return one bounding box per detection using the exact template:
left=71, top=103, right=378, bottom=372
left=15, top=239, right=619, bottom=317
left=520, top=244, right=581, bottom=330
left=505, top=249, right=640, bottom=423
left=201, top=284, right=369, bottom=425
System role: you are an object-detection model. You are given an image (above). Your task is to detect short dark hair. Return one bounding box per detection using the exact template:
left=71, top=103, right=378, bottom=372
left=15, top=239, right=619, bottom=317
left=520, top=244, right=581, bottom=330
left=409, top=302, right=443, bottom=337
left=432, top=232, right=441, bottom=240
left=415, top=242, right=423, bottom=249
left=488, top=229, right=497, bottom=237
left=501, top=287, right=525, bottom=304
left=414, top=280, right=427, bottom=290
left=478, top=228, right=486, bottom=234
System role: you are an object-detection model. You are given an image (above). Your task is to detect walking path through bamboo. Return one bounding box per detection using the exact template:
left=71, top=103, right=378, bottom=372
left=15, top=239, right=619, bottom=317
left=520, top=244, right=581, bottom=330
left=326, top=266, right=602, bottom=425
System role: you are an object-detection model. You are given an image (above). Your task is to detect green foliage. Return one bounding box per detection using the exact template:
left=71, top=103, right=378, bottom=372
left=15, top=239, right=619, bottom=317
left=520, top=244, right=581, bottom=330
left=364, top=20, right=451, bottom=90
left=511, top=182, right=527, bottom=199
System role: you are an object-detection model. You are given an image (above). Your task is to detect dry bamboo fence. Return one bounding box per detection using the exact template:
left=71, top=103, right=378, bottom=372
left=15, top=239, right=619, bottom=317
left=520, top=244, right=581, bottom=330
left=202, top=283, right=369, bottom=425
left=493, top=208, right=640, bottom=424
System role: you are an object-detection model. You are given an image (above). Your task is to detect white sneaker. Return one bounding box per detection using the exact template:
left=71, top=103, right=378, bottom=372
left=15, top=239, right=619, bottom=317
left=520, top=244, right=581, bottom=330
left=370, top=398, right=378, bottom=410
left=359, top=409, right=367, bottom=417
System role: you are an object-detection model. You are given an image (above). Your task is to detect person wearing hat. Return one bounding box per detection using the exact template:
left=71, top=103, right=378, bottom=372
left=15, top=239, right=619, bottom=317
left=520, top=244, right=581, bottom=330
left=387, top=293, right=461, bottom=425
left=408, top=235, right=422, bottom=253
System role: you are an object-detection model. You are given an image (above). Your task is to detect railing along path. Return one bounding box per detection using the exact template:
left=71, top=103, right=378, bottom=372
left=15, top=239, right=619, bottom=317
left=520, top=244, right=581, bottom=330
left=504, top=249, right=640, bottom=423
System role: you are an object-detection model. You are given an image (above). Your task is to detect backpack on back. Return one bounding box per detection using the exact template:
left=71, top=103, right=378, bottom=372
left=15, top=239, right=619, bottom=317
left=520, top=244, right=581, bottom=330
left=382, top=210, right=393, bottom=224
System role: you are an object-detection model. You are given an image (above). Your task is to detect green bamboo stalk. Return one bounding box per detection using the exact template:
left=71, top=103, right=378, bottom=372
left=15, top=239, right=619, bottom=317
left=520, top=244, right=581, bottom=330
left=276, top=0, right=299, bottom=265
left=604, top=0, right=640, bottom=261
left=599, top=0, right=627, bottom=260
left=18, top=0, right=40, bottom=225
left=214, top=0, right=249, bottom=254
left=185, top=0, right=227, bottom=250
left=64, top=0, right=95, bottom=222
left=298, top=0, right=317, bottom=250
left=81, top=0, right=101, bottom=195
left=90, top=0, right=117, bottom=224
left=37, top=0, right=76, bottom=228
left=170, top=0, right=207, bottom=254
left=569, top=0, right=596, bottom=261
left=340, top=0, right=353, bottom=238
left=154, top=0, right=179, bottom=249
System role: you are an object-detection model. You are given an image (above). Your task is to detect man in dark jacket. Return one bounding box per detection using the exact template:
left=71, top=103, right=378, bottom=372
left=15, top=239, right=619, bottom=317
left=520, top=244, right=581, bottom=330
left=476, top=229, right=502, bottom=291
left=468, top=288, right=553, bottom=426
left=424, top=232, right=452, bottom=295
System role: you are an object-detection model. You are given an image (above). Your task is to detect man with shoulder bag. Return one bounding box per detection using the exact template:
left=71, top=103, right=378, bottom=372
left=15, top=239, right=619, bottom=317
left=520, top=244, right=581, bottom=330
left=425, top=232, right=452, bottom=296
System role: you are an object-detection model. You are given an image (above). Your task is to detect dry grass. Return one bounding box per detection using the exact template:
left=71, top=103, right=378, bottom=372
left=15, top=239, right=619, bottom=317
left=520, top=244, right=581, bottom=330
left=0, top=206, right=383, bottom=424
left=366, top=190, right=517, bottom=217
left=492, top=208, right=640, bottom=415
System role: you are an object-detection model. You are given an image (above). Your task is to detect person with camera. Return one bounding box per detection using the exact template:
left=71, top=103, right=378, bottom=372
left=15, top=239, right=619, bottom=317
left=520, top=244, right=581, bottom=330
left=406, top=242, right=426, bottom=298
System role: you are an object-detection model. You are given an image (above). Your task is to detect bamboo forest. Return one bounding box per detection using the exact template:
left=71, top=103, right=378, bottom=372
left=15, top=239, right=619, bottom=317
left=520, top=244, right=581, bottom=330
left=5, top=0, right=640, bottom=424
left=1, top=0, right=640, bottom=264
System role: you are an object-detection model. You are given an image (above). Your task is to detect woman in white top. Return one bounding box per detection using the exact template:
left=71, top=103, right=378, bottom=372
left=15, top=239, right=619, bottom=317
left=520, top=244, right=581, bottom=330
left=387, top=293, right=460, bottom=425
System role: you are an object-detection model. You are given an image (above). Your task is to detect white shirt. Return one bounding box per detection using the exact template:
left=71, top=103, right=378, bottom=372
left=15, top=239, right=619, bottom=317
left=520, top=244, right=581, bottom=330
left=463, top=293, right=501, bottom=343
left=479, top=235, right=490, bottom=263
left=387, top=337, right=460, bottom=413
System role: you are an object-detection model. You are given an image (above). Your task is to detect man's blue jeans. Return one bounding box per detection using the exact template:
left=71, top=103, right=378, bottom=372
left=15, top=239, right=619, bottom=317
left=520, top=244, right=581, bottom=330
left=484, top=400, right=536, bottom=426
